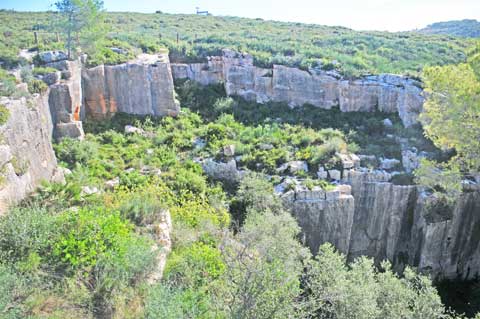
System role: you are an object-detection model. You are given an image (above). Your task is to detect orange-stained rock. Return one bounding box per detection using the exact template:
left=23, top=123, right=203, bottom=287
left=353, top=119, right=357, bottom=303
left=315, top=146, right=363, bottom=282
left=82, top=53, right=179, bottom=119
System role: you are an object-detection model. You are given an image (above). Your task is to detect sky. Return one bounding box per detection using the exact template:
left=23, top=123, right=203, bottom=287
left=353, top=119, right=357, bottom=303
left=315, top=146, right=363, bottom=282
left=1, top=0, right=480, bottom=32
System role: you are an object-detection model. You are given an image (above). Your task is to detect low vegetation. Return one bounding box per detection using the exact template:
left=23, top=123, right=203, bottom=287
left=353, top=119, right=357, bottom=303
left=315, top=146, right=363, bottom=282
left=0, top=81, right=471, bottom=317
left=0, top=2, right=478, bottom=318
left=419, top=19, right=480, bottom=38
left=0, top=9, right=473, bottom=76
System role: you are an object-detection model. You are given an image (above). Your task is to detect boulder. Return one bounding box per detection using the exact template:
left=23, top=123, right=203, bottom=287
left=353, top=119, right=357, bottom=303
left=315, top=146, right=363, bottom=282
left=223, top=144, right=235, bottom=157
left=259, top=143, right=274, bottom=150
left=147, top=209, right=172, bottom=283
left=125, top=125, right=145, bottom=135
left=383, top=118, right=393, bottom=127
left=288, top=161, right=308, bottom=173
left=110, top=47, right=128, bottom=55
left=328, top=169, right=341, bottom=181
left=55, top=122, right=84, bottom=140
left=140, top=166, right=162, bottom=176
left=402, top=149, right=421, bottom=173
left=81, top=186, right=99, bottom=195
left=202, top=159, right=241, bottom=183
left=317, top=166, right=328, bottom=179
left=380, top=158, right=401, bottom=170
left=105, top=177, right=120, bottom=190
left=38, top=51, right=68, bottom=64
left=42, top=71, right=61, bottom=85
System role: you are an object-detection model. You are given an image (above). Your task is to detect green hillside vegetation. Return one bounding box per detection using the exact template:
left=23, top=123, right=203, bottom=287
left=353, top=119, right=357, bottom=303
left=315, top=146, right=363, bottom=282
left=0, top=9, right=473, bottom=77
left=0, top=3, right=480, bottom=318
left=419, top=19, right=480, bottom=38
left=0, top=89, right=465, bottom=318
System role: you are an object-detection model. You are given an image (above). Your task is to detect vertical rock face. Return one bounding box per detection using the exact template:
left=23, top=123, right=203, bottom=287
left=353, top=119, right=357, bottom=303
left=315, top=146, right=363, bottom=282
left=412, top=192, right=480, bottom=279
left=172, top=50, right=424, bottom=127
left=171, top=56, right=224, bottom=85
left=83, top=53, right=180, bottom=119
left=48, top=59, right=85, bottom=140
left=0, top=95, right=63, bottom=214
left=286, top=168, right=480, bottom=280
left=344, top=170, right=419, bottom=266
left=282, top=186, right=355, bottom=255
left=346, top=170, right=480, bottom=279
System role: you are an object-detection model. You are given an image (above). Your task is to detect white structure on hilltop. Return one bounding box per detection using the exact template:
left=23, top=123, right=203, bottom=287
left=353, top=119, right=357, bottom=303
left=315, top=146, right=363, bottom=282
left=196, top=7, right=210, bottom=15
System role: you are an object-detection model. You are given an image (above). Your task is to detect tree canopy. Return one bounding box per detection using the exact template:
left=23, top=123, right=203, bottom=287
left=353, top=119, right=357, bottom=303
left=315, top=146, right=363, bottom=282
left=54, top=0, right=105, bottom=58
left=417, top=42, right=480, bottom=200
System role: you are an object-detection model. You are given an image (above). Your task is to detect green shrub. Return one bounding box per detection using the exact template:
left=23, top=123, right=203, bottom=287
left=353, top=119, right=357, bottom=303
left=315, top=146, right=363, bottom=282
left=55, top=137, right=99, bottom=166
left=305, top=243, right=449, bottom=318
left=0, top=68, right=17, bottom=96
left=32, top=66, right=57, bottom=76
left=164, top=242, right=225, bottom=288
left=145, top=284, right=214, bottom=319
left=27, top=78, right=48, bottom=94
left=0, top=264, right=25, bottom=318
left=53, top=208, right=133, bottom=270
left=0, top=104, right=10, bottom=125
left=0, top=206, right=58, bottom=266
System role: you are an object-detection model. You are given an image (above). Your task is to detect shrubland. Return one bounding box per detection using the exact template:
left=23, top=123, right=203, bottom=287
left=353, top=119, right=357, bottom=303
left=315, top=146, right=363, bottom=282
left=0, top=78, right=471, bottom=317
left=0, top=2, right=478, bottom=318
left=0, top=9, right=473, bottom=76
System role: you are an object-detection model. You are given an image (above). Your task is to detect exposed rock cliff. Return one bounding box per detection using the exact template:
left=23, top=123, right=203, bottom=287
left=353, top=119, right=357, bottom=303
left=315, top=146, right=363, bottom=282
left=172, top=50, right=424, bottom=127
left=285, top=168, right=480, bottom=280
left=47, top=59, right=85, bottom=140
left=82, top=53, right=180, bottom=119
left=0, top=94, right=63, bottom=214
left=282, top=185, right=355, bottom=254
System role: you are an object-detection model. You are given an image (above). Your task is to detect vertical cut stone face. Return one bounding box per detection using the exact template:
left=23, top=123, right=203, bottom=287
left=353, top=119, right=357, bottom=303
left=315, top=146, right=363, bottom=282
left=284, top=188, right=355, bottom=255
left=0, top=94, right=62, bottom=213
left=343, top=170, right=480, bottom=280
left=412, top=192, right=480, bottom=279
left=48, top=60, right=85, bottom=140
left=82, top=54, right=180, bottom=119
left=170, top=50, right=425, bottom=127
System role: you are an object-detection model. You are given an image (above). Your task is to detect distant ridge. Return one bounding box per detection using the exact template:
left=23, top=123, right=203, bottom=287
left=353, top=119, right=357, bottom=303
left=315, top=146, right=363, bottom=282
left=418, top=19, right=480, bottom=38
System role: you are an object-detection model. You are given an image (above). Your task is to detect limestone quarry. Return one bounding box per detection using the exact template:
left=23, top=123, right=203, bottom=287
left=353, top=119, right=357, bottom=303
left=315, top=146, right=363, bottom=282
left=0, top=49, right=479, bottom=283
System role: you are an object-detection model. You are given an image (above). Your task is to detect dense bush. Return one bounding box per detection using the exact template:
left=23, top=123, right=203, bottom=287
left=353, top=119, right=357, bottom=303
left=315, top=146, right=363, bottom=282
left=0, top=103, right=10, bottom=125
left=304, top=243, right=452, bottom=319
left=0, top=74, right=469, bottom=318
left=0, top=10, right=471, bottom=79
left=27, top=78, right=48, bottom=94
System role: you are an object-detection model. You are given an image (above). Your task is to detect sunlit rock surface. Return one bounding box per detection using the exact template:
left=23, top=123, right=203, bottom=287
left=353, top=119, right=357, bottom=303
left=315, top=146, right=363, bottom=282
left=0, top=95, right=63, bottom=213
left=83, top=53, right=180, bottom=119
left=172, top=49, right=424, bottom=127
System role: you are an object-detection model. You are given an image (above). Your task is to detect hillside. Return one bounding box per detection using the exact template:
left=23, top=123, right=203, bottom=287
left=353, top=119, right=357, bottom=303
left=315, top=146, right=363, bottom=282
left=0, top=5, right=480, bottom=318
left=0, top=10, right=473, bottom=76
left=419, top=19, right=480, bottom=38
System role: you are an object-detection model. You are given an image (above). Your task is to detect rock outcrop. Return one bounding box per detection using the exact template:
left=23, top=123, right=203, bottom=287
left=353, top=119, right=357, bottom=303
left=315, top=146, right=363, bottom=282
left=285, top=168, right=480, bottom=280
left=345, top=169, right=480, bottom=279
left=47, top=59, right=85, bottom=140
left=282, top=184, right=355, bottom=254
left=172, top=49, right=424, bottom=127
left=82, top=53, right=180, bottom=119
left=0, top=94, right=63, bottom=214
left=147, top=209, right=172, bottom=283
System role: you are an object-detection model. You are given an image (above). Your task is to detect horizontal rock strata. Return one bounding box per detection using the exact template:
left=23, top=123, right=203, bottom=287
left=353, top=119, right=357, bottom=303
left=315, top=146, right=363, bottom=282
left=172, top=49, right=424, bottom=127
